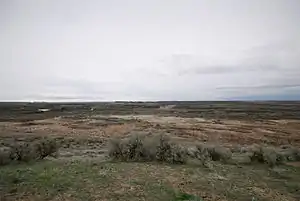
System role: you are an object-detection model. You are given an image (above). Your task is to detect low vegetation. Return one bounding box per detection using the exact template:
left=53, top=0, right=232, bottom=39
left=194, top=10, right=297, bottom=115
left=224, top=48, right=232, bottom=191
left=1, top=159, right=300, bottom=201
left=1, top=101, right=300, bottom=200
left=108, top=134, right=188, bottom=164
left=242, top=144, right=300, bottom=167
left=0, top=138, right=58, bottom=166
left=108, top=134, right=234, bottom=166
left=108, top=134, right=300, bottom=168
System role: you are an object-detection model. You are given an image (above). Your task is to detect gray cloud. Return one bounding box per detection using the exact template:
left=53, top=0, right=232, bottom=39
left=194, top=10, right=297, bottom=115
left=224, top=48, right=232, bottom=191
left=1, top=0, right=300, bottom=101
left=176, top=64, right=281, bottom=75
left=158, top=40, right=300, bottom=76
left=217, top=84, right=300, bottom=90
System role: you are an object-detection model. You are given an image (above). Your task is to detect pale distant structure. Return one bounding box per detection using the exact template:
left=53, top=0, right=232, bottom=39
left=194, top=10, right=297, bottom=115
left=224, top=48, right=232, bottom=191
left=159, top=105, right=176, bottom=110
left=37, top=108, right=51, bottom=112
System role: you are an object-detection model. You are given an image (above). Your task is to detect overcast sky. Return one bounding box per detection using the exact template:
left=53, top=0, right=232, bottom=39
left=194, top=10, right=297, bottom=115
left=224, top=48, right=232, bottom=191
left=1, top=0, right=300, bottom=101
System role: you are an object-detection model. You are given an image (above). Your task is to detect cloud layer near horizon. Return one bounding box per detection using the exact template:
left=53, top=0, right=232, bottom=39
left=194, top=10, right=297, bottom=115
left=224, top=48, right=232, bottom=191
left=1, top=0, right=300, bottom=101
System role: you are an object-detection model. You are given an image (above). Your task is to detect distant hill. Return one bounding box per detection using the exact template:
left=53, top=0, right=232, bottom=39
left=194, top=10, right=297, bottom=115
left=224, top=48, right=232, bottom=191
left=231, top=92, right=300, bottom=101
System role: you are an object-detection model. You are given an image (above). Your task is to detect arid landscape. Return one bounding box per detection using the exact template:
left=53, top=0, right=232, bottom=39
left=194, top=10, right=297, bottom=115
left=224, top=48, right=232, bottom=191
left=1, top=101, right=300, bottom=201
left=3, top=0, right=300, bottom=200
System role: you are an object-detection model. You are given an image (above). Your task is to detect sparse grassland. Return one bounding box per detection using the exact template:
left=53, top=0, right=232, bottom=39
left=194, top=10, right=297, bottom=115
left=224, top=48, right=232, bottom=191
left=0, top=101, right=300, bottom=200
left=1, top=159, right=300, bottom=201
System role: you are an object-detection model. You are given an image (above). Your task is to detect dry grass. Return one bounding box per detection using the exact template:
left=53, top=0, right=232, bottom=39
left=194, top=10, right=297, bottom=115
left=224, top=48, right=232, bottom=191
left=2, top=160, right=299, bottom=201
left=104, top=123, right=136, bottom=136
left=1, top=114, right=300, bottom=147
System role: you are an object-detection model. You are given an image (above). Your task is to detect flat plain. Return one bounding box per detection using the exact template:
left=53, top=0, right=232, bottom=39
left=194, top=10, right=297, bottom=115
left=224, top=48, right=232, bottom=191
left=0, top=101, right=300, bottom=201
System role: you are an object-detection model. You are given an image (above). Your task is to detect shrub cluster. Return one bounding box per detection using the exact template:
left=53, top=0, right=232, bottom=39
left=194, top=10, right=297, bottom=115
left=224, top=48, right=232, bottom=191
left=194, top=144, right=232, bottom=163
left=108, top=134, right=188, bottom=164
left=108, top=134, right=233, bottom=165
left=108, top=134, right=300, bottom=167
left=0, top=138, right=59, bottom=166
left=248, top=145, right=300, bottom=167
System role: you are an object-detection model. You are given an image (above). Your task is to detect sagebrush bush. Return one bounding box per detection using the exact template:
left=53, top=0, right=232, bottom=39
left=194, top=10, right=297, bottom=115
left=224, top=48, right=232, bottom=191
left=169, top=144, right=188, bottom=164
left=154, top=134, right=173, bottom=162
left=0, top=138, right=59, bottom=166
left=0, top=149, right=12, bottom=166
left=195, top=144, right=232, bottom=163
left=108, top=134, right=237, bottom=165
left=262, top=148, right=279, bottom=167
left=121, top=134, right=146, bottom=161
left=108, top=134, right=300, bottom=167
left=10, top=142, right=34, bottom=162
left=108, top=134, right=188, bottom=164
left=142, top=135, right=159, bottom=161
left=248, top=146, right=285, bottom=167
left=108, top=138, right=124, bottom=159
left=212, top=146, right=232, bottom=162
left=34, top=138, right=59, bottom=159
left=248, top=146, right=264, bottom=163
left=279, top=147, right=300, bottom=162
left=194, top=144, right=211, bottom=165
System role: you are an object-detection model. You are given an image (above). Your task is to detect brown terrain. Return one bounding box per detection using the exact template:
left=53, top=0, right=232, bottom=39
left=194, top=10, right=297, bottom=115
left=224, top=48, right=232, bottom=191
left=0, top=101, right=300, bottom=201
